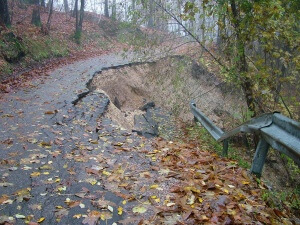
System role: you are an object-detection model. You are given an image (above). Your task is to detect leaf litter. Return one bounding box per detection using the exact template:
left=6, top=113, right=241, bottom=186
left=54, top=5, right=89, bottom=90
left=0, top=57, right=296, bottom=225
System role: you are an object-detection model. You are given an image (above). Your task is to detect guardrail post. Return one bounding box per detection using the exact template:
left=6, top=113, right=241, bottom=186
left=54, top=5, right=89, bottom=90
left=250, top=138, right=270, bottom=177
left=191, top=102, right=197, bottom=122
left=222, top=139, right=229, bottom=157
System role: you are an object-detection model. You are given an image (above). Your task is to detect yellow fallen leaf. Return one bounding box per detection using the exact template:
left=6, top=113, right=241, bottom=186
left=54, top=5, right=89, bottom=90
left=27, top=138, right=38, bottom=144
left=39, top=141, right=52, bottom=148
left=39, top=165, right=53, bottom=170
left=90, top=180, right=97, bottom=185
left=242, top=181, right=250, bottom=185
left=100, top=214, right=105, bottom=220
left=122, top=200, right=127, bottom=205
left=73, top=214, right=82, bottom=219
left=58, top=186, right=66, bottom=192
left=118, top=206, right=123, bottom=215
left=184, top=186, right=200, bottom=193
left=227, top=209, right=237, bottom=215
left=102, top=171, right=111, bottom=176
left=89, top=140, right=98, bottom=144
left=150, top=184, right=159, bottom=189
left=223, top=188, right=229, bottom=194
left=99, top=212, right=112, bottom=220
left=119, top=183, right=129, bottom=187
left=56, top=206, right=63, bottom=209
left=132, top=205, right=147, bottom=214
left=114, top=142, right=123, bottom=146
left=150, top=195, right=160, bottom=203
left=198, top=198, right=203, bottom=203
left=30, top=172, right=41, bottom=177
left=37, top=217, right=45, bottom=223
left=117, top=168, right=124, bottom=174
left=55, top=178, right=60, bottom=183
left=43, top=172, right=49, bottom=175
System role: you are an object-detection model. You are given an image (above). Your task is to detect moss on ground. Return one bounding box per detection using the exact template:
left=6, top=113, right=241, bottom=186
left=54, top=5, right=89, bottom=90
left=0, top=32, right=70, bottom=78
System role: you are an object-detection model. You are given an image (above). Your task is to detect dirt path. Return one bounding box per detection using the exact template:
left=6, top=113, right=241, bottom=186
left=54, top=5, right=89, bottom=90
left=0, top=53, right=294, bottom=225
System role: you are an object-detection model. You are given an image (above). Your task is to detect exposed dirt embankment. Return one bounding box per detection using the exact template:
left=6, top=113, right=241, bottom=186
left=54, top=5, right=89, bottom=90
left=90, top=55, right=246, bottom=130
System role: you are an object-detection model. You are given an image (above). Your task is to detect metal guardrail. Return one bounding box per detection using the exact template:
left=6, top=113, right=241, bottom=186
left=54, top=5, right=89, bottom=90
left=190, top=101, right=300, bottom=176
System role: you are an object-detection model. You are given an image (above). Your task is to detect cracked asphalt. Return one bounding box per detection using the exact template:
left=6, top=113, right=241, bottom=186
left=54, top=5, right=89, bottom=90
left=0, top=53, right=156, bottom=224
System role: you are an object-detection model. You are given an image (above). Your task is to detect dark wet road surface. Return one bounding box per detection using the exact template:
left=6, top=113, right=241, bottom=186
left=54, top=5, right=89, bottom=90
left=0, top=53, right=160, bottom=224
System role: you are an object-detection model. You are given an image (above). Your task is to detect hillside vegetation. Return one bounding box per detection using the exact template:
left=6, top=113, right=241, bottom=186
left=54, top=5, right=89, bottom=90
left=0, top=4, right=125, bottom=83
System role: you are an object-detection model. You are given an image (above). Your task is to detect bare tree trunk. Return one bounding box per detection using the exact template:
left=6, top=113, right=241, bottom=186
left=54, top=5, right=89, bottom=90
left=63, top=0, right=69, bottom=13
left=201, top=1, right=205, bottom=42
left=78, top=0, right=84, bottom=31
left=31, top=0, right=41, bottom=27
left=75, top=0, right=78, bottom=30
left=216, top=15, right=225, bottom=48
left=111, top=0, right=116, bottom=20
left=41, top=0, right=52, bottom=34
left=124, top=0, right=127, bottom=21
left=46, top=0, right=53, bottom=28
left=0, top=0, right=11, bottom=27
left=104, top=0, right=109, bottom=17
left=230, top=0, right=256, bottom=116
left=10, top=0, right=15, bottom=24
left=177, top=0, right=182, bottom=32
left=148, top=0, right=154, bottom=28
left=72, top=0, right=77, bottom=17
left=41, top=0, right=45, bottom=7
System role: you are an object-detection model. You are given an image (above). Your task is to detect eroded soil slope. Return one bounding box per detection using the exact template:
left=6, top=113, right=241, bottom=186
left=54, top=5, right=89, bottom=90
left=91, top=55, right=246, bottom=131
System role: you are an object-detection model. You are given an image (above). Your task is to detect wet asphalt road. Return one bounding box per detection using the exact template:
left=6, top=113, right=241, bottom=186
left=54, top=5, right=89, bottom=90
left=0, top=53, right=157, bottom=224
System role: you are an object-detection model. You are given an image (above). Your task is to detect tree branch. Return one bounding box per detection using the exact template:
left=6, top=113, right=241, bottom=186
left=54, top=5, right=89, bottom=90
left=152, top=0, right=228, bottom=71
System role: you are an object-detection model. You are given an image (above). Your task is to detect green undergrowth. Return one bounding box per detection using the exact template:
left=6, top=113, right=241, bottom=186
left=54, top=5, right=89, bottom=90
left=108, top=20, right=159, bottom=52
left=0, top=60, right=12, bottom=76
left=117, top=26, right=146, bottom=48
left=262, top=187, right=300, bottom=212
left=0, top=32, right=69, bottom=78
left=24, top=36, right=69, bottom=62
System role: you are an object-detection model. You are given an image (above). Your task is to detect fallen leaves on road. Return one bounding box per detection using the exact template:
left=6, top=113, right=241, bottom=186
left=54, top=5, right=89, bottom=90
left=0, top=82, right=295, bottom=225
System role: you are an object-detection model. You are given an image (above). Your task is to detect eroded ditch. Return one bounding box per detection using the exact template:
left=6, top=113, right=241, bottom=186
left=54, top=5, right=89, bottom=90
left=88, top=55, right=246, bottom=138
